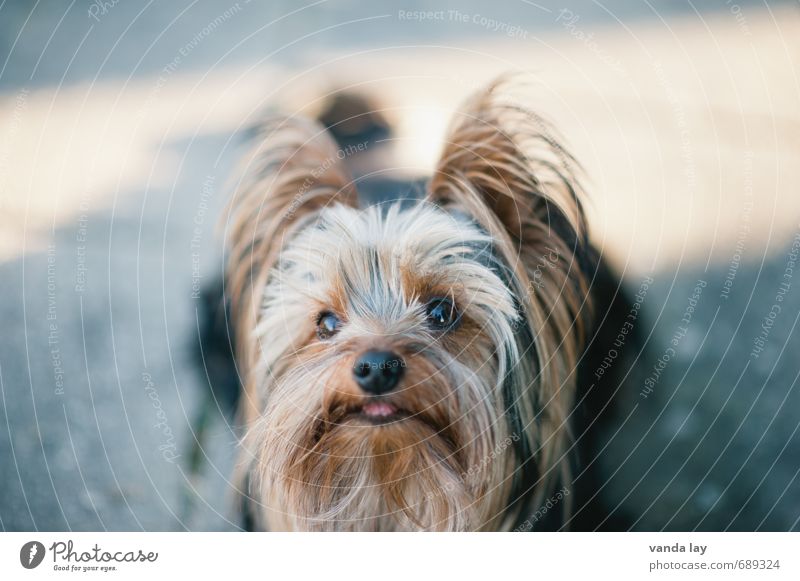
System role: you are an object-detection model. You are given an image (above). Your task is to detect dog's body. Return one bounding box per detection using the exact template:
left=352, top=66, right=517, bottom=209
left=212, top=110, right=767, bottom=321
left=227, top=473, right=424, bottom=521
left=208, top=78, right=636, bottom=531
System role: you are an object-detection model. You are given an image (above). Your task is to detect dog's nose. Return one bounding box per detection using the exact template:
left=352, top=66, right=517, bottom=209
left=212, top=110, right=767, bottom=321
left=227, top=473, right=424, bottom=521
left=352, top=350, right=405, bottom=395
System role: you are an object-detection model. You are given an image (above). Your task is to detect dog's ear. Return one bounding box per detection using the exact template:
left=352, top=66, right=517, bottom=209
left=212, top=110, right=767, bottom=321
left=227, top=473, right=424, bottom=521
left=428, top=77, right=587, bottom=264
left=427, top=78, right=592, bottom=329
left=428, top=78, right=594, bottom=514
left=224, top=117, right=357, bottom=399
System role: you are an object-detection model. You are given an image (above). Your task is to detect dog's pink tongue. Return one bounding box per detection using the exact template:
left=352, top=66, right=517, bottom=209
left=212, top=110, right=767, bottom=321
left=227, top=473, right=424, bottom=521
left=362, top=401, right=397, bottom=417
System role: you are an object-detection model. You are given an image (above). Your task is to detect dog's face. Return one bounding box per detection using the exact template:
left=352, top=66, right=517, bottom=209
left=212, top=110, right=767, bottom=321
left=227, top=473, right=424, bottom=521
left=227, top=78, right=591, bottom=530
left=253, top=202, right=524, bottom=530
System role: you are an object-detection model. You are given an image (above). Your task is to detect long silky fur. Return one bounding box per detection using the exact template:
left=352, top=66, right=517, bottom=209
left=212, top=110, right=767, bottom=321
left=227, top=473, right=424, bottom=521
left=428, top=77, right=592, bottom=527
left=224, top=116, right=357, bottom=425
left=225, top=77, right=592, bottom=531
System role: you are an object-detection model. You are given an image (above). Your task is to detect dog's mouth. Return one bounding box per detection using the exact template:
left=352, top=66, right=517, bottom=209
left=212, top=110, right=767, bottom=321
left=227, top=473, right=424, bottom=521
left=345, top=400, right=409, bottom=425
left=313, top=397, right=462, bottom=460
left=320, top=398, right=421, bottom=428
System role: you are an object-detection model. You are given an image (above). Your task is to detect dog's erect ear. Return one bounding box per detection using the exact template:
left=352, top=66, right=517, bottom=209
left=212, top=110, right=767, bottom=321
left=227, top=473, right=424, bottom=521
left=428, top=77, right=587, bottom=260
left=428, top=77, right=594, bottom=518
left=224, top=117, right=357, bottom=385
left=427, top=78, right=591, bottom=330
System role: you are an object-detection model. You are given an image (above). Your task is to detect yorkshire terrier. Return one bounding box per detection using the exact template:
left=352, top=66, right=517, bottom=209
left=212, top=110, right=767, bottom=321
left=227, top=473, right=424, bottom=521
left=208, top=76, right=636, bottom=531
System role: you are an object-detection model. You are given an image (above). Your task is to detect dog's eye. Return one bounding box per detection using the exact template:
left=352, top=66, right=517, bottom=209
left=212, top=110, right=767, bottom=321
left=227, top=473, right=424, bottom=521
left=425, top=298, right=458, bottom=329
left=316, top=312, right=341, bottom=340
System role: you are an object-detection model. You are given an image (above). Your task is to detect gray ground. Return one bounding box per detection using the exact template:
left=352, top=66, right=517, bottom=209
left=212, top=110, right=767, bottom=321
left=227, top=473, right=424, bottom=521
left=597, top=253, right=800, bottom=531
left=0, top=0, right=798, bottom=531
left=0, top=130, right=240, bottom=530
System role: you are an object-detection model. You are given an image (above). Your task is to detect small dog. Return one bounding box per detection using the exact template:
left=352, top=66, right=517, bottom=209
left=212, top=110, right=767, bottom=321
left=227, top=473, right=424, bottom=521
left=218, top=76, right=634, bottom=531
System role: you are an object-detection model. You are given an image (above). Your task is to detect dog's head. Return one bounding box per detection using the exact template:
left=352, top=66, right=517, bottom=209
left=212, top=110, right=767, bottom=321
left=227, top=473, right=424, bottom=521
left=226, top=78, right=593, bottom=530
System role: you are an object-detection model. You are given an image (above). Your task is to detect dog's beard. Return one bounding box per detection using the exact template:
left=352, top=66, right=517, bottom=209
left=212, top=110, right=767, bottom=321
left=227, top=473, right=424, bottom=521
left=249, top=348, right=517, bottom=531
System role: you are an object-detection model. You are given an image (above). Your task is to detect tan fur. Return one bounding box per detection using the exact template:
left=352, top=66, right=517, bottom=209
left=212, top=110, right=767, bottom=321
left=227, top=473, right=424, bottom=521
left=428, top=77, right=592, bottom=518
left=225, top=77, right=591, bottom=531
left=225, top=117, right=357, bottom=424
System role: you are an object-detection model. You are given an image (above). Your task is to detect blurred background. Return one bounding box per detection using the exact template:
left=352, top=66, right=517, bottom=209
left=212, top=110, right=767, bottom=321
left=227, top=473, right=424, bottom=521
left=0, top=0, right=799, bottom=531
